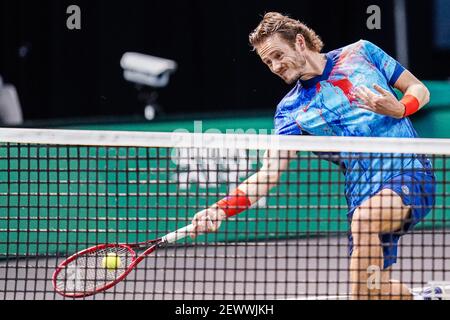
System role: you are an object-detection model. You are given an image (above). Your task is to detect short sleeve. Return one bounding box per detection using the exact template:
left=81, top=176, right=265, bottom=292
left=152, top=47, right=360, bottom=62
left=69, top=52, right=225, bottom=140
left=274, top=109, right=302, bottom=135
left=360, top=40, right=405, bottom=86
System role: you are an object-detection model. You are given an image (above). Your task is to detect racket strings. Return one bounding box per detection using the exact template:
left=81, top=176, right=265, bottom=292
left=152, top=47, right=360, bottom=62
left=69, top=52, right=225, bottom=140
left=55, top=247, right=135, bottom=294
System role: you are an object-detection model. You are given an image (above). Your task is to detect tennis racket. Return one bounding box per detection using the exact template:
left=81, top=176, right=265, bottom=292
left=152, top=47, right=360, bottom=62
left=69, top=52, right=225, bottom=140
left=52, top=224, right=194, bottom=298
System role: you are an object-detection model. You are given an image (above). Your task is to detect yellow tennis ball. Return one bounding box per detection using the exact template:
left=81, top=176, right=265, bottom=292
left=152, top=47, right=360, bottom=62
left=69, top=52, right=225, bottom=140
left=101, top=253, right=122, bottom=270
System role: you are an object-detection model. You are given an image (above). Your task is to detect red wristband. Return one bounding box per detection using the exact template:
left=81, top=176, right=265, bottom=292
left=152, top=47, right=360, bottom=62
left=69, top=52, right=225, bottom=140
left=216, top=189, right=251, bottom=217
left=401, top=95, right=420, bottom=118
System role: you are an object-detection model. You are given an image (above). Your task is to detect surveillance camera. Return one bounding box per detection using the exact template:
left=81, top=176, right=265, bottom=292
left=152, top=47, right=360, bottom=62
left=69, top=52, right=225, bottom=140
left=120, top=52, right=177, bottom=88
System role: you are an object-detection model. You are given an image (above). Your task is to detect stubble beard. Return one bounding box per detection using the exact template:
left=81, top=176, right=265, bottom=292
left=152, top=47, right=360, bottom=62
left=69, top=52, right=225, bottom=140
left=284, top=55, right=307, bottom=85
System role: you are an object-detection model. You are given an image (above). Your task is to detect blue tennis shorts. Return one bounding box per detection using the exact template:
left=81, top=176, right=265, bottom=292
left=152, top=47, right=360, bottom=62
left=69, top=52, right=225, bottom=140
left=347, top=170, right=436, bottom=269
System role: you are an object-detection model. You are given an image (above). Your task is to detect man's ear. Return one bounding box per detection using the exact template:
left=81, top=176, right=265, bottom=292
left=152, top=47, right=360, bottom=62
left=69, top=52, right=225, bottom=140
left=294, top=34, right=306, bottom=52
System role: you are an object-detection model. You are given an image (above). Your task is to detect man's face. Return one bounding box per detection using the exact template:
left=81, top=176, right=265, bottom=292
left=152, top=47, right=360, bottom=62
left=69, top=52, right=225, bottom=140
left=256, top=34, right=306, bottom=84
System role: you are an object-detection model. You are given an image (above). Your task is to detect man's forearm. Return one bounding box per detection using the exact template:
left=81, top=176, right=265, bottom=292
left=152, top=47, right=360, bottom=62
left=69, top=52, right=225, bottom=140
left=234, top=169, right=281, bottom=205
left=403, top=83, right=430, bottom=109
left=232, top=150, right=292, bottom=205
left=210, top=150, right=293, bottom=217
left=207, top=170, right=279, bottom=220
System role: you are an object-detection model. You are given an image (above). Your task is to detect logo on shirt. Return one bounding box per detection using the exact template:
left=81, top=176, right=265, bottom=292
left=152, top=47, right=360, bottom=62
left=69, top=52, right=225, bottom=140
left=401, top=185, right=410, bottom=195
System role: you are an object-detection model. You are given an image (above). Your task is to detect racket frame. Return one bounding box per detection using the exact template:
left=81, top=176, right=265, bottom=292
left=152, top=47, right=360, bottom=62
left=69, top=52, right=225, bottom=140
left=52, top=239, right=164, bottom=298
left=53, top=223, right=194, bottom=298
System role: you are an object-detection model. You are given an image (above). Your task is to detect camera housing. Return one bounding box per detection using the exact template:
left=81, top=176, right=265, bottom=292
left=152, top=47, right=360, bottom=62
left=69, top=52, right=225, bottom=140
left=120, top=52, right=178, bottom=120
left=120, top=52, right=177, bottom=88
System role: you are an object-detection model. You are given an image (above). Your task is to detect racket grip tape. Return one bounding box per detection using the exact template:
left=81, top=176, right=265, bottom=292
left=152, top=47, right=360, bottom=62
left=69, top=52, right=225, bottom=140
left=162, top=224, right=195, bottom=244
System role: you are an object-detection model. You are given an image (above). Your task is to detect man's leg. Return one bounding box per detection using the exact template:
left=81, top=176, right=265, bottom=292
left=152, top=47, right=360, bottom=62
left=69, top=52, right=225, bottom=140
left=350, top=189, right=411, bottom=300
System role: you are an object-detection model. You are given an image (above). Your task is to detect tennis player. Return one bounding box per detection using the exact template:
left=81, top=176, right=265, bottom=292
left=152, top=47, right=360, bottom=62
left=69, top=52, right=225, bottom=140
left=190, top=12, right=436, bottom=300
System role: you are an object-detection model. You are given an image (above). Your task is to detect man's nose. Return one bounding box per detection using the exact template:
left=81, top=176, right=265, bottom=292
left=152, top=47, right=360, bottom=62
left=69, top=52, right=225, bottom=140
left=272, top=61, right=282, bottom=73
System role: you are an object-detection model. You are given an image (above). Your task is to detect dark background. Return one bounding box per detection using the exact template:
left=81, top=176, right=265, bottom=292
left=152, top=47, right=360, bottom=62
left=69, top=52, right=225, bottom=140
left=0, top=0, right=448, bottom=122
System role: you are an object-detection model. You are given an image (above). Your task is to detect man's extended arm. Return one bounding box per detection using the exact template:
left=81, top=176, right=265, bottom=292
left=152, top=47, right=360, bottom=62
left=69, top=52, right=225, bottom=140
left=189, top=149, right=296, bottom=238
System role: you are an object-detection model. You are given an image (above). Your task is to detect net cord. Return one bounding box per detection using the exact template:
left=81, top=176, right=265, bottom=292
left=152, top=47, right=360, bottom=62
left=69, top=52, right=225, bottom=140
left=1, top=128, right=450, bottom=155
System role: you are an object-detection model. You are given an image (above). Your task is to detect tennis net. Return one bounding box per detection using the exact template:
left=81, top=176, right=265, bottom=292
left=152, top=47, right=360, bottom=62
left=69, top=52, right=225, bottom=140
left=0, top=128, right=449, bottom=300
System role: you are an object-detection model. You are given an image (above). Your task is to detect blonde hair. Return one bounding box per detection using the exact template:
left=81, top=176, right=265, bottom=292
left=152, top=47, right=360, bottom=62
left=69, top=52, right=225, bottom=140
left=249, top=12, right=324, bottom=52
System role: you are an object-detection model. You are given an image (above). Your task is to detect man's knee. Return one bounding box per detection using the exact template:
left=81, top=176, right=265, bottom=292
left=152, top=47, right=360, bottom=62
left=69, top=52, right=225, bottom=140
left=351, top=208, right=382, bottom=237
left=351, top=189, right=410, bottom=236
